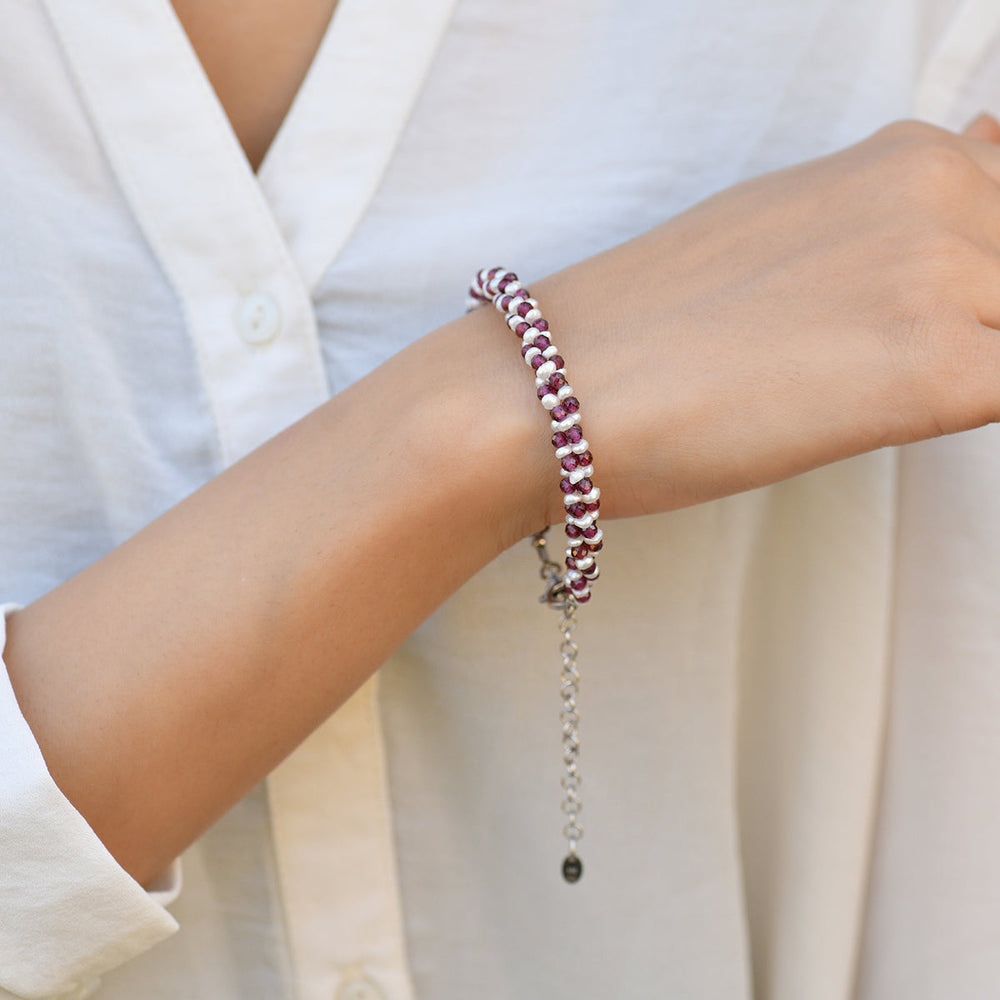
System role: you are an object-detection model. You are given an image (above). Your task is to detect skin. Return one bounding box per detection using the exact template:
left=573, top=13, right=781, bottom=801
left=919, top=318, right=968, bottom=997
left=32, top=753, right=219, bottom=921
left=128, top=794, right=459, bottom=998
left=9, top=9, right=1000, bottom=887
left=169, top=0, right=341, bottom=170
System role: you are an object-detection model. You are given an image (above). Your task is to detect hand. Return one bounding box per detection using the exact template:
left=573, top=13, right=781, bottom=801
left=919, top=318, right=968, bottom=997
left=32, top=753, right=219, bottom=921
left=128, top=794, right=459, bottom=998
left=534, top=116, right=1000, bottom=521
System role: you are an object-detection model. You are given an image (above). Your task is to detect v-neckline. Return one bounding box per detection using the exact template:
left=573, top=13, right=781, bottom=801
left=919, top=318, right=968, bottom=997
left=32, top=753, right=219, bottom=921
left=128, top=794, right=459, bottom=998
left=167, top=0, right=342, bottom=176
left=40, top=0, right=460, bottom=293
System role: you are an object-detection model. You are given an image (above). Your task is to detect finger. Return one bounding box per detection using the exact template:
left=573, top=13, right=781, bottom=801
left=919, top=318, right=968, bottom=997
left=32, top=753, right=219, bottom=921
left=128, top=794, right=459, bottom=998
left=956, top=118, right=1000, bottom=191
left=963, top=112, right=1000, bottom=142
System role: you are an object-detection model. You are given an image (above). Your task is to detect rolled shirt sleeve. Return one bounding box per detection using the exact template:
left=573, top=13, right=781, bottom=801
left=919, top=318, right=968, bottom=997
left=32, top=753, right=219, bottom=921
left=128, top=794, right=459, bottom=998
left=0, top=604, right=180, bottom=1000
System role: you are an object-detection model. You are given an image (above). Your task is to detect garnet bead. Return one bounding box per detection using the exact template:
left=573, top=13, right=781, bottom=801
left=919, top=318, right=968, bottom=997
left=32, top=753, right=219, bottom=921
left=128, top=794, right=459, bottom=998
left=473, top=267, right=603, bottom=620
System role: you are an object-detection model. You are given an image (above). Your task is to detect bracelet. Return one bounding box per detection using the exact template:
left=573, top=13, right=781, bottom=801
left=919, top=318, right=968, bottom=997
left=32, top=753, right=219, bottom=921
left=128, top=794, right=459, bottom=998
left=468, top=267, right=603, bottom=883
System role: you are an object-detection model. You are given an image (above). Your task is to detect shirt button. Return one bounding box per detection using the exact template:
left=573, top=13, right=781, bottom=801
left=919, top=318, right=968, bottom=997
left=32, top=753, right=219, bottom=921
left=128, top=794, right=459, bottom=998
left=236, top=292, right=282, bottom=345
left=336, top=976, right=386, bottom=1000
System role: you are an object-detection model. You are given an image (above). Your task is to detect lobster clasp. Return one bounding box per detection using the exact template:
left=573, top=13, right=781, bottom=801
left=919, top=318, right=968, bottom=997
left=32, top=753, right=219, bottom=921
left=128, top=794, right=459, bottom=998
left=532, top=528, right=574, bottom=608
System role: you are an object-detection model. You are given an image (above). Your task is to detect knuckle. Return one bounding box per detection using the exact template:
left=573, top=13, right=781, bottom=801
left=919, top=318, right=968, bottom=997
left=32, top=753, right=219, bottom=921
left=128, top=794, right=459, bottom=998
left=873, top=118, right=943, bottom=144
left=863, top=121, right=982, bottom=209
left=892, top=139, right=976, bottom=198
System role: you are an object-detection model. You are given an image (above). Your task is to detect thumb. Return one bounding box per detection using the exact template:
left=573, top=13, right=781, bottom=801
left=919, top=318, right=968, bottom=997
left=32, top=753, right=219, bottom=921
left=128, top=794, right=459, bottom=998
left=963, top=111, right=1000, bottom=142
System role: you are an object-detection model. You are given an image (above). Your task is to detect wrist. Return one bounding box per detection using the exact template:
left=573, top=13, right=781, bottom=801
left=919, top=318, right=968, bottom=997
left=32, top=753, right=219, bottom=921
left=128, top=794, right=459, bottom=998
left=410, top=304, right=556, bottom=553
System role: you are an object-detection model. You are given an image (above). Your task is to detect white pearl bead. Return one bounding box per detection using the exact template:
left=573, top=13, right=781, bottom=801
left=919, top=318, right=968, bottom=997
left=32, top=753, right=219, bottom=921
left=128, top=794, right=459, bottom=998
left=551, top=413, right=582, bottom=432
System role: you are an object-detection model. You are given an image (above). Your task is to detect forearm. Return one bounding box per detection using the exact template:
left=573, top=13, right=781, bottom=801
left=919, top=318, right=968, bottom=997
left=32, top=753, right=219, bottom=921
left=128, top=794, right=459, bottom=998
left=3, top=304, right=551, bottom=887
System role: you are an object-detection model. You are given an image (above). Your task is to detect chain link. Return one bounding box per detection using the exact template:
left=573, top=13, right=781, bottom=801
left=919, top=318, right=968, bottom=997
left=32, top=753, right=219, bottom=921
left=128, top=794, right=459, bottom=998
left=558, top=604, right=582, bottom=851
left=532, top=530, right=583, bottom=868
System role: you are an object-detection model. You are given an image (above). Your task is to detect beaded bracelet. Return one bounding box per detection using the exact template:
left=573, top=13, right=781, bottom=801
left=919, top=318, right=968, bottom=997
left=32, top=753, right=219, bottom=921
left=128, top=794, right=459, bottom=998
left=468, top=267, right=602, bottom=883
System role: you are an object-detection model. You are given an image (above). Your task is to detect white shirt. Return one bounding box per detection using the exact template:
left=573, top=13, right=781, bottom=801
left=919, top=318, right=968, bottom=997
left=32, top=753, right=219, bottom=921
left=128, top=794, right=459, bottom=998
left=4, top=0, right=1000, bottom=997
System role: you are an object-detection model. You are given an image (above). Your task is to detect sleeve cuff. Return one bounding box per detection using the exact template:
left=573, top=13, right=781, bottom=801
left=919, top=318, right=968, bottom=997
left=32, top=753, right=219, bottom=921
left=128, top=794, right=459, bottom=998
left=0, top=604, right=180, bottom=1000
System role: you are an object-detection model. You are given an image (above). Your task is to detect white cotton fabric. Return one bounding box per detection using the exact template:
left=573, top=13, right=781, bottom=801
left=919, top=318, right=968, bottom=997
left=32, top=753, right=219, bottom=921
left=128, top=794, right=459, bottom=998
left=4, top=0, right=1000, bottom=997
